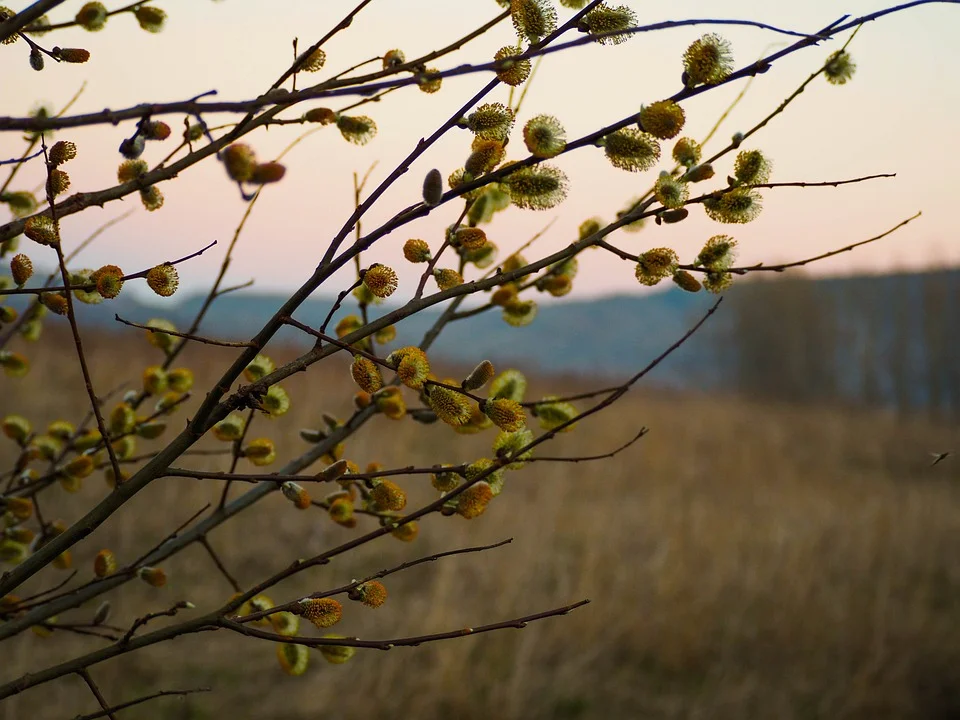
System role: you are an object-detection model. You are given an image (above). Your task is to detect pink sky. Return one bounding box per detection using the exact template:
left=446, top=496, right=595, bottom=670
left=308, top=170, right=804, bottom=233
left=3, top=0, right=959, bottom=302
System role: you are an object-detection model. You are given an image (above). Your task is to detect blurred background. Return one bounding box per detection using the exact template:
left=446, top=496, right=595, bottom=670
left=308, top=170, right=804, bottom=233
left=2, top=1, right=960, bottom=718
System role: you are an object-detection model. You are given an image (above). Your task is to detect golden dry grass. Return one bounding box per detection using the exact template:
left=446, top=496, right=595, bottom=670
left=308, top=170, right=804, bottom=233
left=2, top=328, right=960, bottom=720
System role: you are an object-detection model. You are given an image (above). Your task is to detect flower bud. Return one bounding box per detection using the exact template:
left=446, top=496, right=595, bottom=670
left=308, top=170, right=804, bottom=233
left=422, top=168, right=443, bottom=206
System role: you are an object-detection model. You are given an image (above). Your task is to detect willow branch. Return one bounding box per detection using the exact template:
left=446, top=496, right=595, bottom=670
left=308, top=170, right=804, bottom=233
left=222, top=599, right=590, bottom=650
left=77, top=669, right=118, bottom=720
left=0, top=8, right=512, bottom=133
left=165, top=464, right=466, bottom=485
left=0, top=148, right=44, bottom=166
left=114, top=316, right=254, bottom=348
left=39, top=138, right=124, bottom=486
left=0, top=240, right=217, bottom=297
left=70, top=687, right=212, bottom=720
left=0, top=15, right=825, bottom=133
left=199, top=537, right=241, bottom=593
left=0, top=0, right=68, bottom=42
left=528, top=428, right=649, bottom=464
left=231, top=539, right=514, bottom=623
left=121, top=601, right=194, bottom=646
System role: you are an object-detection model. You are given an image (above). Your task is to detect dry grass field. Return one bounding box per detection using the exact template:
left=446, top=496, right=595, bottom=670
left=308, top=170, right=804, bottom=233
left=2, top=327, right=960, bottom=720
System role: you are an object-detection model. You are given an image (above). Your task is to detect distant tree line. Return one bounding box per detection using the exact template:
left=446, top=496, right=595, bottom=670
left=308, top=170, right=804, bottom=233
left=717, top=269, right=960, bottom=420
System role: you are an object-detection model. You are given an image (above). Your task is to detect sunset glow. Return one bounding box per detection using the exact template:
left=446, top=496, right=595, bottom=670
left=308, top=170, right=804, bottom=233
left=3, top=1, right=958, bottom=300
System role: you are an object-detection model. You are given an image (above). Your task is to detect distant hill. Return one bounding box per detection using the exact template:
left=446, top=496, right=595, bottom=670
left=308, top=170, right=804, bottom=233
left=12, top=267, right=960, bottom=412
left=55, top=284, right=715, bottom=386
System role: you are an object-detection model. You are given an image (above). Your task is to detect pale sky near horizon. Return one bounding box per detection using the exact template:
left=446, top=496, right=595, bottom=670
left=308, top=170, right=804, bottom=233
left=2, top=0, right=959, bottom=303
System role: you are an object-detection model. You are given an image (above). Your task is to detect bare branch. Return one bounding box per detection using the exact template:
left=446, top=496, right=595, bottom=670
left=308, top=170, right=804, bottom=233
left=199, top=537, right=241, bottom=593
left=0, top=240, right=217, bottom=297
left=0, top=148, right=43, bottom=166
left=0, top=0, right=68, bottom=42
left=529, top=428, right=649, bottom=464
left=77, top=669, right=118, bottom=720
left=221, top=599, right=590, bottom=650
left=114, top=316, right=254, bottom=348
left=70, top=687, right=212, bottom=720
left=121, top=601, right=194, bottom=646
left=164, top=464, right=467, bottom=485
left=39, top=136, right=124, bottom=486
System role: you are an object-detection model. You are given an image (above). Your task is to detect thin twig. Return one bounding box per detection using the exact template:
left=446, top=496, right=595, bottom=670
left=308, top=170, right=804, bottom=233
left=40, top=137, right=124, bottom=485
left=0, top=14, right=840, bottom=133
left=0, top=148, right=43, bottom=166
left=10, top=570, right=77, bottom=606
left=528, top=428, right=649, bottom=464
left=199, top=537, right=241, bottom=593
left=231, top=539, right=514, bottom=623
left=121, top=601, right=194, bottom=646
left=114, top=316, right=254, bottom=348
left=165, top=464, right=467, bottom=484
left=600, top=211, right=921, bottom=275
left=70, top=687, right=212, bottom=720
left=415, top=202, right=471, bottom=300
left=0, top=240, right=218, bottom=297
left=64, top=209, right=137, bottom=264
left=218, top=407, right=256, bottom=509
left=77, top=669, right=118, bottom=720
left=222, top=598, right=590, bottom=650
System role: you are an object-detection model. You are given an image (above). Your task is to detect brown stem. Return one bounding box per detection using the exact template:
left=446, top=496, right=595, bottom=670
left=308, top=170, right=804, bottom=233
left=39, top=137, right=124, bottom=485
left=114, top=316, right=254, bottom=348
left=199, top=537, right=241, bottom=593
left=72, top=687, right=211, bottom=720
left=222, top=599, right=590, bottom=650
left=78, top=668, right=118, bottom=720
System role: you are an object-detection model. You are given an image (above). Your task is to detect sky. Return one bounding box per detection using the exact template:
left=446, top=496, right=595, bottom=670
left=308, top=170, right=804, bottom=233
left=2, top=0, right=959, bottom=302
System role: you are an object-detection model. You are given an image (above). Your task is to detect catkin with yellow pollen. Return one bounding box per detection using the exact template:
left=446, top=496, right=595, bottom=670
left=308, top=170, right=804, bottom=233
left=336, top=115, right=377, bottom=145
left=403, top=238, right=431, bottom=263
left=370, top=479, right=406, bottom=512
left=463, top=103, right=515, bottom=142
left=296, top=598, right=343, bottom=629
left=456, top=481, right=494, bottom=519
left=683, top=33, right=734, bottom=87
left=10, top=254, right=33, bottom=286
left=494, top=44, right=531, bottom=86
left=639, top=101, right=686, bottom=140
left=601, top=129, right=660, bottom=172
left=453, top=227, right=487, bottom=251
left=482, top=398, right=526, bottom=432
left=362, top=264, right=398, bottom=298
left=523, top=114, right=567, bottom=158
left=464, top=139, right=505, bottom=176
left=48, top=141, right=77, bottom=166
left=146, top=264, right=178, bottom=297
left=350, top=355, right=383, bottom=393
left=387, top=347, right=430, bottom=390
left=427, top=384, right=474, bottom=427
left=501, top=164, right=568, bottom=210
left=511, top=0, right=557, bottom=41
left=91, top=264, right=123, bottom=298
left=349, top=581, right=388, bottom=608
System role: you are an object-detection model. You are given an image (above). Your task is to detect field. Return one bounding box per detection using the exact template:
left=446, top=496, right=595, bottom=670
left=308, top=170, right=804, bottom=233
left=2, top=329, right=960, bottom=719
